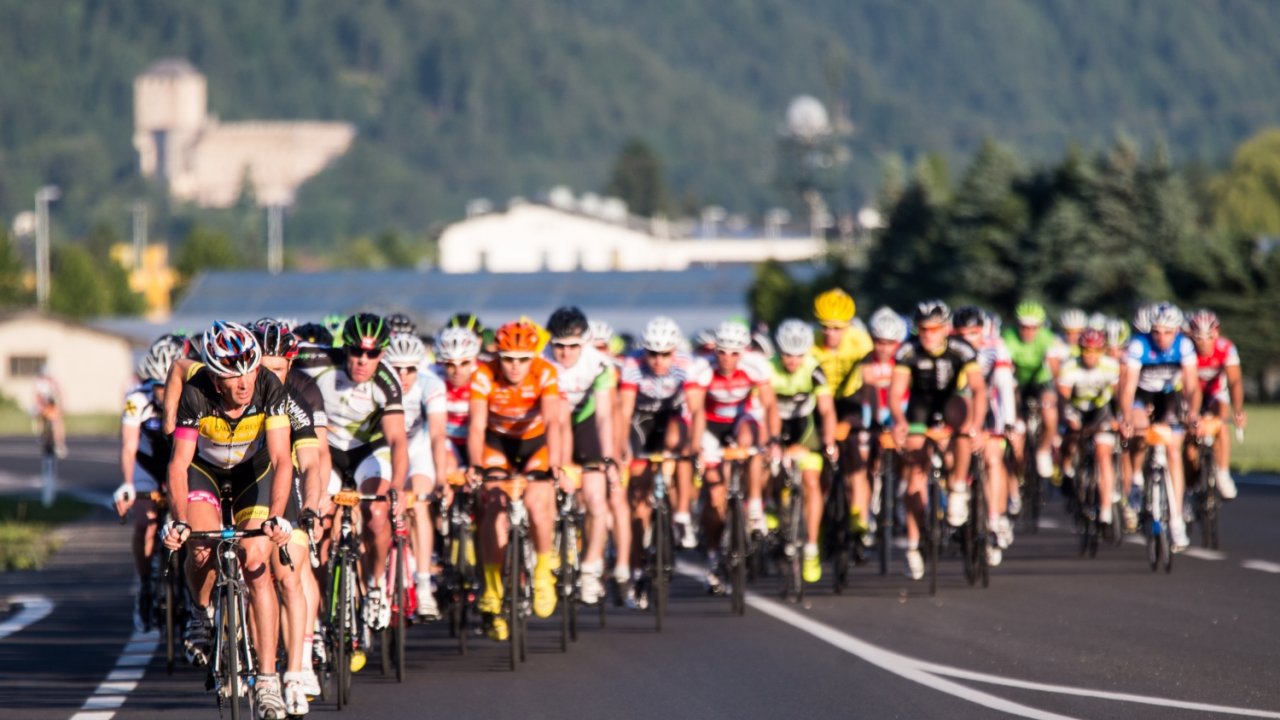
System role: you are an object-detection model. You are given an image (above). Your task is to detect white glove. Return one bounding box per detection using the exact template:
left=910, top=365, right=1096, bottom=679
left=264, top=517, right=293, bottom=536
left=113, top=484, right=135, bottom=504
left=161, top=520, right=190, bottom=544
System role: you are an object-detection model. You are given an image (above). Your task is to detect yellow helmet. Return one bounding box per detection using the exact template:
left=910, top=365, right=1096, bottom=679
left=814, top=289, right=855, bottom=325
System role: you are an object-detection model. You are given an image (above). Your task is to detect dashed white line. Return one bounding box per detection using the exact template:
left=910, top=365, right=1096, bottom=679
left=1242, top=559, right=1280, bottom=574
left=0, top=594, right=54, bottom=640
left=69, top=628, right=158, bottom=720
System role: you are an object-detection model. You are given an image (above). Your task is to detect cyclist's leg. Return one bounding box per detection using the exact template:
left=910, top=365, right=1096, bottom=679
left=183, top=465, right=223, bottom=607
left=699, top=427, right=728, bottom=552
left=574, top=419, right=609, bottom=567
left=739, top=416, right=766, bottom=532
left=901, top=432, right=928, bottom=546
left=520, top=441, right=558, bottom=618
left=800, top=452, right=824, bottom=546
left=354, top=447, right=393, bottom=590
left=478, top=439, right=513, bottom=614
left=130, top=482, right=160, bottom=583
left=665, top=413, right=694, bottom=550
left=984, top=436, right=1006, bottom=526
left=407, top=431, right=438, bottom=602
left=1038, top=386, right=1058, bottom=471
left=1095, top=428, right=1117, bottom=526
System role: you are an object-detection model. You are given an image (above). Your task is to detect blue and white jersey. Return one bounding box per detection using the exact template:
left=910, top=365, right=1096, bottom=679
left=1125, top=333, right=1196, bottom=394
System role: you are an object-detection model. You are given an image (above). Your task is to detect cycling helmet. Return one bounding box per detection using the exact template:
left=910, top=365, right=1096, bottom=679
left=496, top=321, right=540, bottom=356
left=342, top=313, right=391, bottom=352
left=912, top=299, right=952, bottom=328
left=1132, top=303, right=1154, bottom=334
left=252, top=318, right=299, bottom=359
left=868, top=307, right=908, bottom=343
left=1059, top=308, right=1087, bottom=332
left=1149, top=302, right=1183, bottom=331
left=1105, top=318, right=1131, bottom=348
left=1187, top=309, right=1220, bottom=338
left=292, top=322, right=333, bottom=346
left=1079, top=328, right=1107, bottom=350
left=386, top=313, right=417, bottom=336
left=200, top=321, right=261, bottom=378
left=137, top=341, right=183, bottom=383
left=953, top=305, right=985, bottom=330
left=1014, top=301, right=1047, bottom=326
left=751, top=330, right=776, bottom=359
left=814, top=288, right=856, bottom=325
left=446, top=312, right=486, bottom=336
left=322, top=313, right=345, bottom=334
left=385, top=332, right=427, bottom=366
left=641, top=316, right=683, bottom=353
left=1087, top=312, right=1109, bottom=331
left=694, top=328, right=717, bottom=350
left=435, top=327, right=482, bottom=361
left=775, top=319, right=815, bottom=356
left=714, top=321, right=752, bottom=351
left=589, top=319, right=614, bottom=346
left=547, top=306, right=590, bottom=339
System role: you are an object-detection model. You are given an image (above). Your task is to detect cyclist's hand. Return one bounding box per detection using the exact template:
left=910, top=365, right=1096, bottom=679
left=824, top=443, right=839, bottom=462
left=768, top=441, right=783, bottom=465
left=1234, top=410, right=1248, bottom=431
left=298, top=508, right=320, bottom=543
left=263, top=517, right=293, bottom=547
left=554, top=466, right=576, bottom=494
left=112, top=483, right=136, bottom=517
left=1119, top=418, right=1134, bottom=439
left=161, top=520, right=190, bottom=551
left=892, top=423, right=908, bottom=450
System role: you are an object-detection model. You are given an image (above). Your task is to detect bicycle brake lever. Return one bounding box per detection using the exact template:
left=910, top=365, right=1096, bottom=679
left=278, top=544, right=293, bottom=570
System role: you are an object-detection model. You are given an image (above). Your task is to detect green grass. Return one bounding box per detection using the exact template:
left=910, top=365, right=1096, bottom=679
left=0, top=496, right=96, bottom=571
left=0, top=406, right=120, bottom=437
left=1227, top=404, right=1280, bottom=474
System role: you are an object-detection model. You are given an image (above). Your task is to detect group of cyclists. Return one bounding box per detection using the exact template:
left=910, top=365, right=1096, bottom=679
left=109, top=289, right=1246, bottom=719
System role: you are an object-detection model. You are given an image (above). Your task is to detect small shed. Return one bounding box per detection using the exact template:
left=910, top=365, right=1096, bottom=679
left=0, top=311, right=135, bottom=414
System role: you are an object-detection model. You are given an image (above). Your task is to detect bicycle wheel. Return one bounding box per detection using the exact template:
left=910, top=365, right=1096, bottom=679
left=728, top=496, right=747, bottom=616
left=785, top=480, right=804, bottom=602
left=337, top=556, right=354, bottom=708
left=505, top=525, right=521, bottom=671
left=1200, top=454, right=1220, bottom=550
left=927, top=479, right=942, bottom=597
left=1159, top=478, right=1173, bottom=574
left=394, top=540, right=407, bottom=682
left=972, top=469, right=989, bottom=589
left=1144, top=469, right=1159, bottom=572
left=163, top=557, right=177, bottom=674
left=827, top=462, right=850, bottom=594
left=219, top=588, right=243, bottom=720
left=877, top=455, right=894, bottom=577
left=557, top=517, right=573, bottom=653
left=653, top=498, right=670, bottom=632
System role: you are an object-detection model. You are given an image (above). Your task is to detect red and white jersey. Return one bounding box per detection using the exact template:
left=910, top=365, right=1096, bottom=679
left=432, top=365, right=472, bottom=444
left=691, top=355, right=770, bottom=424
left=1196, top=337, right=1240, bottom=398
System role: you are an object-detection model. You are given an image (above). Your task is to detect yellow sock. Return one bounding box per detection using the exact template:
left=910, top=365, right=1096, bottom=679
left=483, top=563, right=503, bottom=601
left=535, top=552, right=557, bottom=582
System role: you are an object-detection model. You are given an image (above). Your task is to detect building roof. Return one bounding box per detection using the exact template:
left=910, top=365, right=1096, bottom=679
left=0, top=310, right=135, bottom=345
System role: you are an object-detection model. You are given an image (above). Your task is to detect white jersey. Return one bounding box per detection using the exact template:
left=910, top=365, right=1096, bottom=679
left=547, top=344, right=613, bottom=419
left=121, top=384, right=163, bottom=462
left=294, top=347, right=405, bottom=452
left=402, top=366, right=447, bottom=440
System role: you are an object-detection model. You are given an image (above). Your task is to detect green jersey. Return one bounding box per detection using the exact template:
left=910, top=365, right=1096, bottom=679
left=1001, top=326, right=1055, bottom=387
left=770, top=355, right=830, bottom=421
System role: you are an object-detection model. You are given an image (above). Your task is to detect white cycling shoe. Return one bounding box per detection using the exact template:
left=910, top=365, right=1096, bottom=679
left=283, top=672, right=311, bottom=716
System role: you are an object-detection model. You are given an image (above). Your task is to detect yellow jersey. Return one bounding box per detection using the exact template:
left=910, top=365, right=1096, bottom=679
left=812, top=324, right=874, bottom=399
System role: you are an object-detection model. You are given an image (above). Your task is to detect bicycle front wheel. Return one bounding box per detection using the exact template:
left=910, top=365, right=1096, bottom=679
left=728, top=496, right=747, bottom=616
left=927, top=480, right=942, bottom=597
left=653, top=498, right=670, bottom=632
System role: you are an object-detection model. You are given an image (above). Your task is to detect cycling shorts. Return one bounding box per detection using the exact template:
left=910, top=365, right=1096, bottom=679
left=481, top=429, right=550, bottom=473
left=1134, top=390, right=1184, bottom=428
left=186, top=453, right=273, bottom=526
left=629, top=409, right=687, bottom=457
left=701, top=416, right=760, bottom=466
left=327, top=443, right=392, bottom=494
left=408, top=432, right=436, bottom=480
left=571, top=416, right=606, bottom=466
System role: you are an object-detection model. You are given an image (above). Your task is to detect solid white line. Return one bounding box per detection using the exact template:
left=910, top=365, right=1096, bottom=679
left=1242, top=559, right=1280, bottom=574
left=1182, top=548, right=1226, bottom=561
left=69, top=712, right=115, bottom=720
left=1037, top=517, right=1062, bottom=530
left=0, top=594, right=54, bottom=641
left=72, top=629, right=159, bottom=720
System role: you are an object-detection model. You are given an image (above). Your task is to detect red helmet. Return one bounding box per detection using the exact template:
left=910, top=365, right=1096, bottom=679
left=1079, top=328, right=1106, bottom=350
left=495, top=321, right=540, bottom=355
left=1187, top=309, right=1220, bottom=339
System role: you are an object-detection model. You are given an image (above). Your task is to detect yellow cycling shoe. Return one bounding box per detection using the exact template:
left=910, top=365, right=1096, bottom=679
left=349, top=650, right=366, bottom=673
left=487, top=616, right=509, bottom=642
left=849, top=508, right=869, bottom=536
left=532, top=575, right=556, bottom=618
left=802, top=551, right=822, bottom=584
left=477, top=591, right=501, bottom=616
left=765, top=511, right=779, bottom=531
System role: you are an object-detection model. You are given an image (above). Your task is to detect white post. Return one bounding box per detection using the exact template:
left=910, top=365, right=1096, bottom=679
left=131, top=202, right=148, bottom=270
left=267, top=204, right=283, bottom=275
left=34, top=186, right=60, bottom=310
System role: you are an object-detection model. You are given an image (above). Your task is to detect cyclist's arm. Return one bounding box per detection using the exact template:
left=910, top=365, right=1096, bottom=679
left=167, top=431, right=197, bottom=524
left=468, top=399, right=488, bottom=471
left=617, top=388, right=637, bottom=463
left=1181, top=360, right=1202, bottom=423
left=295, top=442, right=321, bottom=514
left=1226, top=364, right=1246, bottom=425
left=542, top=392, right=564, bottom=469
left=757, top=381, right=782, bottom=445
left=161, top=357, right=198, bottom=435
left=964, top=364, right=986, bottom=435
left=120, top=421, right=140, bottom=487
left=593, top=385, right=616, bottom=461
left=557, top=392, right=575, bottom=468
left=1118, top=364, right=1139, bottom=427
left=429, top=408, right=449, bottom=490
left=685, top=385, right=706, bottom=455
left=264, top=418, right=293, bottom=518
left=888, top=368, right=910, bottom=429
left=817, top=392, right=836, bottom=451
left=312, top=427, right=331, bottom=511
left=381, top=412, right=409, bottom=492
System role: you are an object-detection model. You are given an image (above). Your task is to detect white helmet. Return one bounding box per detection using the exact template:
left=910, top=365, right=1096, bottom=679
left=641, top=316, right=682, bottom=353
left=589, top=320, right=614, bottom=345
left=868, top=307, right=907, bottom=342
left=137, top=342, right=183, bottom=383
left=1059, top=308, right=1088, bottom=332
left=1133, top=303, right=1154, bottom=334
left=1087, top=312, right=1109, bottom=331
left=385, top=332, right=427, bottom=366
left=1149, top=302, right=1183, bottom=330
left=714, top=321, right=751, bottom=351
left=200, top=321, right=261, bottom=378
left=435, top=327, right=481, bottom=362
left=775, top=319, right=814, bottom=356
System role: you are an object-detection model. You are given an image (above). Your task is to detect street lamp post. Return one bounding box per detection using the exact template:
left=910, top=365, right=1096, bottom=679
left=34, top=186, right=60, bottom=310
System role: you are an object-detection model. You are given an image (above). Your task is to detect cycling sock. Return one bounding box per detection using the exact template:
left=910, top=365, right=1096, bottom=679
left=483, top=564, right=502, bottom=600
left=534, top=552, right=556, bottom=581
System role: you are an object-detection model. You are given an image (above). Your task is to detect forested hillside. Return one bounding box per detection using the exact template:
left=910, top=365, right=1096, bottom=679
left=2, top=0, right=1280, bottom=246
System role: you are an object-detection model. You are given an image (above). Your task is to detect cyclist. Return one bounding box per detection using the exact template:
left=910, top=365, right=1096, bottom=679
left=1118, top=302, right=1201, bottom=552
left=160, top=321, right=296, bottom=719
left=544, top=307, right=628, bottom=607
left=888, top=301, right=985, bottom=581
left=1187, top=309, right=1243, bottom=501
left=434, top=326, right=484, bottom=475
left=770, top=319, right=837, bottom=583
left=810, top=289, right=876, bottom=542
left=688, top=320, right=780, bottom=593
left=114, top=339, right=183, bottom=631
left=1057, top=328, right=1121, bottom=535
left=618, top=316, right=703, bottom=561
left=1002, top=301, right=1059, bottom=499
left=952, top=306, right=1017, bottom=564
left=862, top=308, right=908, bottom=427
left=384, top=332, right=449, bottom=620
left=294, top=313, right=409, bottom=633
left=469, top=320, right=565, bottom=640
left=1047, top=308, right=1088, bottom=378
left=32, top=364, right=67, bottom=459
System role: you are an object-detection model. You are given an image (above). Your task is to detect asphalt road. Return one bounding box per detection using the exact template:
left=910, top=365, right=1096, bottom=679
left=1, top=437, right=1277, bottom=720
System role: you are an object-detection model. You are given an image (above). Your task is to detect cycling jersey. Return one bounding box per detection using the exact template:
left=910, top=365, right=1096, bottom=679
left=969, top=333, right=1016, bottom=432
left=471, top=357, right=559, bottom=439
left=770, top=355, right=829, bottom=422
left=401, top=369, right=447, bottom=440
left=174, top=367, right=290, bottom=470
left=121, top=382, right=170, bottom=488
left=893, top=337, right=979, bottom=428
left=435, top=370, right=471, bottom=444
left=293, top=347, right=404, bottom=452
left=1002, top=326, right=1055, bottom=387
left=1058, top=356, right=1120, bottom=412
left=812, top=323, right=874, bottom=399
left=283, top=369, right=325, bottom=449
left=1125, top=333, right=1196, bottom=394
left=548, top=344, right=615, bottom=424
left=619, top=351, right=699, bottom=416
left=1195, top=337, right=1240, bottom=400
left=691, top=355, right=770, bottom=425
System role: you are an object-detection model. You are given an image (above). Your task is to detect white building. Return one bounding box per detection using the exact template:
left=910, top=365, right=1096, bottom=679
left=0, top=312, right=135, bottom=415
left=439, top=203, right=824, bottom=273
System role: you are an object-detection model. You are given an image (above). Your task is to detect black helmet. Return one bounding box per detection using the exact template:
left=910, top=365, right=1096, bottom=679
left=546, top=306, right=589, bottom=339
left=292, top=322, right=333, bottom=346
left=446, top=312, right=486, bottom=337
left=912, top=299, right=952, bottom=328
left=386, top=312, right=417, bottom=336
left=952, top=305, right=984, bottom=330
left=252, top=318, right=299, bottom=358
left=342, top=313, right=391, bottom=351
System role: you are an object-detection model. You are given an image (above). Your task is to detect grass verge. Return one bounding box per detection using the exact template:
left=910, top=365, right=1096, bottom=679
left=0, top=407, right=119, bottom=437
left=0, top=496, right=97, bottom=571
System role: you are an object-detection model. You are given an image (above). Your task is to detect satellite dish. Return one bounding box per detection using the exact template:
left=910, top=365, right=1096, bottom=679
left=786, top=95, right=831, bottom=140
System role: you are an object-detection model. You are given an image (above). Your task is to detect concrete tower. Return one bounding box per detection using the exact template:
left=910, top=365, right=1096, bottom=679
left=133, top=58, right=207, bottom=182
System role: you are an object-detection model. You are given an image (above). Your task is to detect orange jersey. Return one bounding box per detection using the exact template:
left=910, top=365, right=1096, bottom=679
left=471, top=357, right=559, bottom=439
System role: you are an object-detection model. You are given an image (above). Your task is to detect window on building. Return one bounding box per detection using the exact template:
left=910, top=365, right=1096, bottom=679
left=9, top=355, right=46, bottom=378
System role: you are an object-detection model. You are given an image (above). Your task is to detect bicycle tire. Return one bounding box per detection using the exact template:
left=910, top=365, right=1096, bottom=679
left=394, top=539, right=407, bottom=682
left=728, top=495, right=747, bottom=616
left=878, top=454, right=894, bottom=577
left=1145, top=467, right=1160, bottom=572
left=973, top=462, right=989, bottom=589
left=786, top=478, right=804, bottom=602
left=1201, top=453, right=1221, bottom=550
left=828, top=461, right=850, bottom=594
left=163, top=561, right=176, bottom=674
left=557, top=516, right=572, bottom=653
left=1160, top=479, right=1173, bottom=574
left=653, top=498, right=670, bottom=632
left=927, top=480, right=941, bottom=597
left=221, top=587, right=242, bottom=720
left=337, top=556, right=354, bottom=708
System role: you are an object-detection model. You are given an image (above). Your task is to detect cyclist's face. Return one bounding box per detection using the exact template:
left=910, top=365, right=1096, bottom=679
left=261, top=355, right=290, bottom=384
left=550, top=335, right=585, bottom=368
left=393, top=364, right=418, bottom=392
left=820, top=323, right=846, bottom=349
left=443, top=358, right=475, bottom=387
left=214, top=370, right=256, bottom=408
left=1150, top=326, right=1177, bottom=352
left=345, top=346, right=383, bottom=383
left=872, top=338, right=898, bottom=361
left=1063, top=329, right=1082, bottom=345
left=715, top=348, right=741, bottom=372
left=1192, top=335, right=1215, bottom=357
left=918, top=322, right=948, bottom=353
left=646, top=349, right=674, bottom=375
left=1081, top=347, right=1102, bottom=368
left=1018, top=322, right=1040, bottom=343
left=781, top=352, right=805, bottom=373
left=499, top=354, right=533, bottom=383
left=956, top=326, right=983, bottom=349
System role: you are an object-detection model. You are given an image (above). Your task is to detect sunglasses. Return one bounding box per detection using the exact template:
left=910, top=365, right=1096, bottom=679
left=499, top=355, right=533, bottom=364
left=393, top=365, right=418, bottom=374
left=444, top=360, right=474, bottom=369
left=646, top=350, right=673, bottom=358
left=347, top=347, right=383, bottom=359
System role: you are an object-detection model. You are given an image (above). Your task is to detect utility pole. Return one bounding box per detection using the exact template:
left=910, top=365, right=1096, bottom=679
left=34, top=186, right=60, bottom=310
left=131, top=201, right=148, bottom=270
left=267, top=204, right=283, bottom=275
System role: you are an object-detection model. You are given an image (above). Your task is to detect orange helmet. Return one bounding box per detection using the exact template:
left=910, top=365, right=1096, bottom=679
left=495, top=321, right=540, bottom=356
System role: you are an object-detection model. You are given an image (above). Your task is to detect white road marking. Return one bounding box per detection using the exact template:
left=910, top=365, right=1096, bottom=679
left=0, top=594, right=54, bottom=640
left=1242, top=559, right=1280, bottom=574
left=1037, top=517, right=1062, bottom=530
left=676, top=562, right=1280, bottom=718
left=1182, top=547, right=1226, bottom=561
left=69, top=629, right=158, bottom=720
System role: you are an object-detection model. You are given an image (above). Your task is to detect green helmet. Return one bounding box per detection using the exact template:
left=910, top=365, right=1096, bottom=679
left=341, top=313, right=391, bottom=352
left=1014, top=301, right=1046, bottom=327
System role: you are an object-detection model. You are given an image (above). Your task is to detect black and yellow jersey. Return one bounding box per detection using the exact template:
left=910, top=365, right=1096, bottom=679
left=174, top=367, right=290, bottom=469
